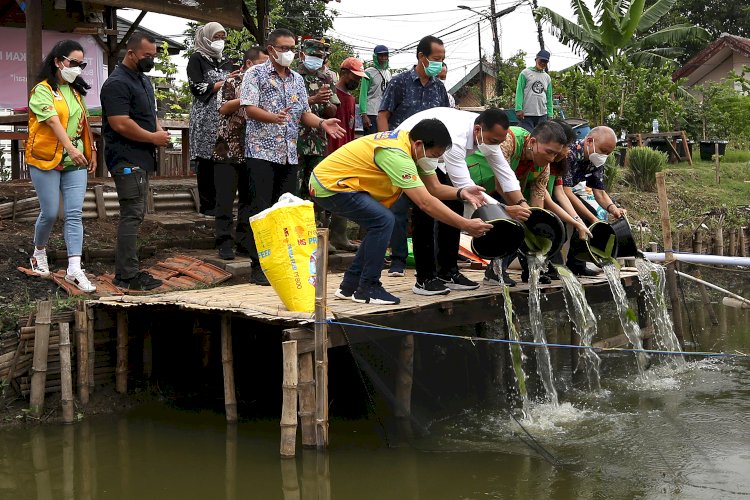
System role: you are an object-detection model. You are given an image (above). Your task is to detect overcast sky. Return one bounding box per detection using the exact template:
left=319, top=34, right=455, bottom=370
left=118, top=0, right=583, bottom=89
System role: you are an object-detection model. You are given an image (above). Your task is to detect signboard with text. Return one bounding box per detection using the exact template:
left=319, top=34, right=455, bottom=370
left=0, top=28, right=106, bottom=110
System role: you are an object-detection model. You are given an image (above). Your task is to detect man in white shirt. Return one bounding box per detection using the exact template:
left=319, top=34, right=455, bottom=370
left=396, top=107, right=531, bottom=295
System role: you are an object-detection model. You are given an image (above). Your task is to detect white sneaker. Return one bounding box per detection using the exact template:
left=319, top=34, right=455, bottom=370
left=65, top=269, right=97, bottom=293
left=30, top=254, right=50, bottom=277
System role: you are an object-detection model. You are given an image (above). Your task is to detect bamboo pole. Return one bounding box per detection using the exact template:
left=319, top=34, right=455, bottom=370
left=692, top=229, right=703, bottom=254
left=59, top=322, right=74, bottom=424
left=74, top=301, right=89, bottom=404
left=314, top=228, right=329, bottom=449
left=86, top=304, right=95, bottom=392
left=280, top=458, right=301, bottom=500
left=741, top=227, right=748, bottom=257
left=655, top=172, right=684, bottom=345
left=676, top=271, right=750, bottom=307
left=729, top=228, right=738, bottom=257
left=297, top=351, right=316, bottom=448
left=281, top=340, right=299, bottom=458
left=221, top=314, right=238, bottom=423
left=694, top=270, right=719, bottom=326
left=714, top=143, right=720, bottom=184
left=30, top=300, right=52, bottom=417
left=62, top=425, right=75, bottom=500
left=116, top=311, right=128, bottom=394
left=714, top=226, right=724, bottom=256
left=316, top=450, right=332, bottom=500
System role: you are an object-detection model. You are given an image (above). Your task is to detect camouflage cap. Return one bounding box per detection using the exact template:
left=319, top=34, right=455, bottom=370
left=301, top=36, right=331, bottom=56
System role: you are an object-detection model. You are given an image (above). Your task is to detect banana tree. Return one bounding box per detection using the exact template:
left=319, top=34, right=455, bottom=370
left=535, top=0, right=709, bottom=67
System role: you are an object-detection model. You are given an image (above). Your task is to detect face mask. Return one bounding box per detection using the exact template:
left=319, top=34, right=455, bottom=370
left=60, top=64, right=81, bottom=83
left=345, top=79, right=359, bottom=91
left=422, top=59, right=443, bottom=78
left=136, top=56, right=155, bottom=73
left=210, top=40, right=225, bottom=53
left=589, top=139, right=609, bottom=167
left=415, top=144, right=439, bottom=172
left=476, top=128, right=501, bottom=156
left=302, top=55, right=324, bottom=71
left=273, top=49, right=295, bottom=67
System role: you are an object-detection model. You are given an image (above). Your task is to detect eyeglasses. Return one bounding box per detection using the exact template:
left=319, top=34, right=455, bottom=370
left=63, top=56, right=87, bottom=69
left=272, top=45, right=296, bottom=53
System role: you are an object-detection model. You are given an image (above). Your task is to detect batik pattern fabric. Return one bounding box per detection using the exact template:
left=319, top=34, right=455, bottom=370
left=296, top=65, right=338, bottom=157
left=187, top=53, right=232, bottom=160
left=213, top=74, right=246, bottom=163
left=562, top=139, right=605, bottom=190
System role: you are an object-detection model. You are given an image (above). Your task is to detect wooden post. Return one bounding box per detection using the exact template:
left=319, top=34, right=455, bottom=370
left=714, top=226, right=724, bottom=256
left=146, top=187, right=156, bottom=215
left=86, top=304, right=95, bottom=391
left=314, top=229, right=330, bottom=449
left=680, top=130, right=693, bottom=165
left=714, top=143, right=720, bottom=184
left=280, top=340, right=299, bottom=458
left=59, top=322, right=74, bottom=424
left=221, top=314, right=238, bottom=423
left=30, top=300, right=52, bottom=417
left=655, top=172, right=684, bottom=345
left=692, top=229, right=703, bottom=254
left=26, top=0, right=43, bottom=95
left=93, top=185, right=107, bottom=219
left=280, top=458, right=301, bottom=500
left=76, top=302, right=89, bottom=405
left=729, top=228, right=738, bottom=257
left=297, top=351, right=316, bottom=448
left=694, top=270, right=719, bottom=326
left=741, top=227, right=748, bottom=257
left=116, top=311, right=128, bottom=394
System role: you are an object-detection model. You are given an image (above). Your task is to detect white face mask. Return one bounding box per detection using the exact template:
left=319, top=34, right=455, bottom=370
left=415, top=144, right=439, bottom=172
left=476, top=128, right=501, bottom=156
left=60, top=64, right=81, bottom=83
left=210, top=40, right=225, bottom=53
left=273, top=49, right=295, bottom=67
left=588, top=138, right=609, bottom=167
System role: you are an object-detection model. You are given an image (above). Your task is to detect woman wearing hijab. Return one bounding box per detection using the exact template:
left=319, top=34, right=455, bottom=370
left=187, top=22, right=237, bottom=216
left=26, top=39, right=97, bottom=292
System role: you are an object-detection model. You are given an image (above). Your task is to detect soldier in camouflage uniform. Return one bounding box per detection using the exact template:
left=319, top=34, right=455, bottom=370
left=296, top=37, right=357, bottom=252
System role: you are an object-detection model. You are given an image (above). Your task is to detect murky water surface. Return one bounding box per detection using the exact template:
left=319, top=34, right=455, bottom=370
left=2, top=283, right=749, bottom=499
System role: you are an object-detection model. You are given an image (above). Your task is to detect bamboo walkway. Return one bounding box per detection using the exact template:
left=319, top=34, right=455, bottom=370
left=90, top=268, right=641, bottom=327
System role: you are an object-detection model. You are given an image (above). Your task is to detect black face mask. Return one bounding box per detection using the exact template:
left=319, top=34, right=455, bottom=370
left=345, top=79, right=359, bottom=91
left=136, top=56, right=155, bottom=73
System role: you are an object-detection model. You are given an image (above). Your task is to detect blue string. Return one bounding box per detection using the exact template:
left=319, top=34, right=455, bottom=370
left=323, top=320, right=749, bottom=359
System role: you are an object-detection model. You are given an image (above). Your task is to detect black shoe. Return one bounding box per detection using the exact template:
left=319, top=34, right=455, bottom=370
left=545, top=264, right=560, bottom=281
left=352, top=283, right=400, bottom=305
left=521, top=269, right=552, bottom=285
left=235, top=246, right=252, bottom=257
left=569, top=264, right=598, bottom=277
left=438, top=271, right=480, bottom=291
left=113, top=271, right=162, bottom=291
left=412, top=277, right=451, bottom=296
left=218, top=243, right=235, bottom=260
left=484, top=260, right=514, bottom=286
left=250, top=265, right=270, bottom=286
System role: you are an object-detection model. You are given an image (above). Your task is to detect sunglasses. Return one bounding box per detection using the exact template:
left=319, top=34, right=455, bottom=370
left=63, top=56, right=87, bottom=69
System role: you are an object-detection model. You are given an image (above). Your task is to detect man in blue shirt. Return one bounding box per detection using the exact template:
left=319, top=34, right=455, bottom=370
left=376, top=35, right=451, bottom=280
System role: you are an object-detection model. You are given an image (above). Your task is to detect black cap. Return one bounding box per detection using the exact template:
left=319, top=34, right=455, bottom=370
left=536, top=49, right=551, bottom=61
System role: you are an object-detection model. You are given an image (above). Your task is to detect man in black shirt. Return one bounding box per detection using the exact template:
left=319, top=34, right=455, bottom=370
left=101, top=32, right=171, bottom=290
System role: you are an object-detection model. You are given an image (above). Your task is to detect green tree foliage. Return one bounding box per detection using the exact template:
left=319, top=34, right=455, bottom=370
left=554, top=58, right=692, bottom=134
left=693, top=68, right=750, bottom=148
left=535, top=0, right=709, bottom=67
left=648, top=1, right=750, bottom=62
left=487, top=50, right=527, bottom=109
left=153, top=41, right=191, bottom=118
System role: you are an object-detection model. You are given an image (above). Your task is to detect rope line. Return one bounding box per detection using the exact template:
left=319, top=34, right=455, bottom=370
left=323, top=320, right=750, bottom=359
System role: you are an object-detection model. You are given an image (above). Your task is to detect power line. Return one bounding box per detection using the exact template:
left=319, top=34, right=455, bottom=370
left=335, top=8, right=465, bottom=19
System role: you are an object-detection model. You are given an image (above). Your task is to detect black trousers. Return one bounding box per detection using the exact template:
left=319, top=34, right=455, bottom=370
left=196, top=157, right=216, bottom=214
left=412, top=169, right=464, bottom=282
left=246, top=157, right=299, bottom=260
left=112, top=163, right=149, bottom=280
left=214, top=161, right=252, bottom=252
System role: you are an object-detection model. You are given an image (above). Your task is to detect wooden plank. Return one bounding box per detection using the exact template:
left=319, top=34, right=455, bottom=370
left=93, top=185, right=107, bottom=219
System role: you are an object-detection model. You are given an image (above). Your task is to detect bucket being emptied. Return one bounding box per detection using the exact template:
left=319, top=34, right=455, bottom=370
left=470, top=204, right=525, bottom=259
left=519, top=207, right=566, bottom=257
left=610, top=216, right=639, bottom=257
left=569, top=220, right=619, bottom=267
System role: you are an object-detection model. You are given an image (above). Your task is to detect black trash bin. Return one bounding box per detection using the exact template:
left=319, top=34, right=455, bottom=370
left=699, top=140, right=728, bottom=161
left=648, top=139, right=676, bottom=163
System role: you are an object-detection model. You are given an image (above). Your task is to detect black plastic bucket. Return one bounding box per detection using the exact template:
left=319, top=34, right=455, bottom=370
left=519, top=208, right=566, bottom=257
left=610, top=216, right=638, bottom=257
left=699, top=140, right=728, bottom=161
left=470, top=204, right=525, bottom=259
left=569, top=221, right=619, bottom=267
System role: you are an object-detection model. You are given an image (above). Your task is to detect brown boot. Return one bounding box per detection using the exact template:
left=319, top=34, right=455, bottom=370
left=329, top=214, right=358, bottom=252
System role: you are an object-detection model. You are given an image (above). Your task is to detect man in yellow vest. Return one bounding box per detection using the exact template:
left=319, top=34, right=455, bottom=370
left=309, top=118, right=492, bottom=305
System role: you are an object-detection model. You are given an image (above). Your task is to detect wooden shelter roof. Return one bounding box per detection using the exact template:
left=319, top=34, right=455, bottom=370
left=673, top=33, right=750, bottom=81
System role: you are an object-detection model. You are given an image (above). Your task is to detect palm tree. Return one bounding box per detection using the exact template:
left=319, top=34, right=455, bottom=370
left=535, top=0, right=709, bottom=67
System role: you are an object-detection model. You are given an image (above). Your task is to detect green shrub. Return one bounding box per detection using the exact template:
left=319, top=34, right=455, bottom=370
left=603, top=151, right=621, bottom=191
left=626, top=146, right=667, bottom=191
left=722, top=148, right=750, bottom=163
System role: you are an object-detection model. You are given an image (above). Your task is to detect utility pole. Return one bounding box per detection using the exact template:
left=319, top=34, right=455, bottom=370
left=489, top=0, right=502, bottom=98
left=476, top=22, right=485, bottom=106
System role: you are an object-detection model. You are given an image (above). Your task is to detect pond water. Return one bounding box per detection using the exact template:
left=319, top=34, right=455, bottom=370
left=1, top=285, right=749, bottom=499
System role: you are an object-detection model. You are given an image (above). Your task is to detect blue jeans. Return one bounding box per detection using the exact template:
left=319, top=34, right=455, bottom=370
left=312, top=192, right=394, bottom=288
left=388, top=194, right=410, bottom=266
left=29, top=166, right=87, bottom=256
left=518, top=114, right=548, bottom=133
